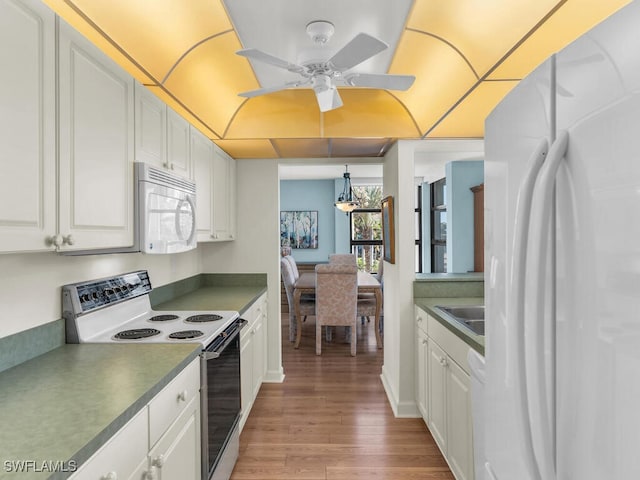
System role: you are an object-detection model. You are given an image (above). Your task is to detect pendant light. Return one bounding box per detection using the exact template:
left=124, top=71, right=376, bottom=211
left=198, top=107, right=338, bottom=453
left=335, top=165, right=360, bottom=213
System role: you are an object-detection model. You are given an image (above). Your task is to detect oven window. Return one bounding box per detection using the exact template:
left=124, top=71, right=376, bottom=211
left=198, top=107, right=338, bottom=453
left=206, top=335, right=241, bottom=473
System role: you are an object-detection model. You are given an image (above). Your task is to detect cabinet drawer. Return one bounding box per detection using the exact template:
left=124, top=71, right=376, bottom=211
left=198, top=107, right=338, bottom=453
left=149, top=358, right=200, bottom=447
left=428, top=314, right=471, bottom=375
left=70, top=407, right=148, bottom=479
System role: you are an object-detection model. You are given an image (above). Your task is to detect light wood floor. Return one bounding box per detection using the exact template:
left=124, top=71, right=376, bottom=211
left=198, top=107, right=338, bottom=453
left=230, top=314, right=455, bottom=480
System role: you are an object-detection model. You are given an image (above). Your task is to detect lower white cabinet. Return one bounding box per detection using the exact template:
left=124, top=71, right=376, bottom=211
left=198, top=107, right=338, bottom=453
left=415, top=306, right=475, bottom=480
left=239, top=293, right=267, bottom=431
left=70, top=357, right=200, bottom=480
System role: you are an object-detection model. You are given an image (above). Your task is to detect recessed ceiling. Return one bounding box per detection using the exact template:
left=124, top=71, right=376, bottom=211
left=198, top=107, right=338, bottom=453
left=44, top=0, right=631, bottom=159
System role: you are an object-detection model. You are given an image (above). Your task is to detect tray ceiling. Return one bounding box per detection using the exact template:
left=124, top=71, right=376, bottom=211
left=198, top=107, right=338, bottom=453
left=44, top=0, right=630, bottom=159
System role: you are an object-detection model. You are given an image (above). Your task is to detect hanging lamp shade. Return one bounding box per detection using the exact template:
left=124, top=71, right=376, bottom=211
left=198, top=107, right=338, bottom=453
left=335, top=165, right=360, bottom=213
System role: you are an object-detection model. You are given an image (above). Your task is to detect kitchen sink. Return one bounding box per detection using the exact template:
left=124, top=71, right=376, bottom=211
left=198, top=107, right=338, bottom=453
left=434, top=305, right=485, bottom=336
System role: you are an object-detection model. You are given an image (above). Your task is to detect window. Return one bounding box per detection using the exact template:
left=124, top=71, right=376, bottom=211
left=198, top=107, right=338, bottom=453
left=347, top=184, right=424, bottom=274
left=431, top=178, right=447, bottom=272
left=349, top=185, right=383, bottom=273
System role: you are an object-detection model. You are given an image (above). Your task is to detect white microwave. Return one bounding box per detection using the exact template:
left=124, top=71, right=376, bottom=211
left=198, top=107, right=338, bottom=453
left=136, top=162, right=196, bottom=254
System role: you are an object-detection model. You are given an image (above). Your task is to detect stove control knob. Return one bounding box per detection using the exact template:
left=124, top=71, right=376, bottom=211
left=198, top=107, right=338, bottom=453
left=104, top=288, right=115, bottom=296
left=80, top=294, right=91, bottom=303
left=91, top=292, right=99, bottom=300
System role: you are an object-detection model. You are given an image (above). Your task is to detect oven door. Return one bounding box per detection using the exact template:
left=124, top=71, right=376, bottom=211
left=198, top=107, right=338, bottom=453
left=139, top=180, right=196, bottom=254
left=201, top=319, right=246, bottom=480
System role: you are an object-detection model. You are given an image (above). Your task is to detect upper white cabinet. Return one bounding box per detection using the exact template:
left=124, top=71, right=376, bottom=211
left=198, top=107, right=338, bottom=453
left=135, top=82, right=192, bottom=179
left=58, top=18, right=135, bottom=252
left=211, top=147, right=237, bottom=241
left=192, top=127, right=215, bottom=242
left=0, top=0, right=56, bottom=253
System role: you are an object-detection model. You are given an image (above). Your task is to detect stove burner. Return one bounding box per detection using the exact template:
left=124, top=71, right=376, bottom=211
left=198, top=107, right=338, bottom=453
left=168, top=330, right=204, bottom=340
left=148, top=314, right=179, bottom=322
left=114, top=328, right=161, bottom=340
left=185, top=314, right=223, bottom=323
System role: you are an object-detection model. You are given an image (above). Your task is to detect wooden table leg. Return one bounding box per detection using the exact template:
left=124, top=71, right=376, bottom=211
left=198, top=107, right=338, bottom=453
left=293, top=288, right=303, bottom=349
left=374, top=288, right=382, bottom=349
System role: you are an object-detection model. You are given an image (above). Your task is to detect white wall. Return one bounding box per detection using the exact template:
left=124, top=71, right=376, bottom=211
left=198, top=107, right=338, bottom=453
left=200, top=159, right=284, bottom=382
left=0, top=249, right=201, bottom=338
left=380, top=140, right=420, bottom=417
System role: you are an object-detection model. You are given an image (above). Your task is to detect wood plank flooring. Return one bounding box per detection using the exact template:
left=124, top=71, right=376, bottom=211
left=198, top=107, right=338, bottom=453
left=231, top=315, right=454, bottom=480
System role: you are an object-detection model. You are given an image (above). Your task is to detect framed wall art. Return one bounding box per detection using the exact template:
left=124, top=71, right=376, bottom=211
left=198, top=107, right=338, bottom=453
left=280, top=210, right=318, bottom=249
left=381, top=196, right=395, bottom=264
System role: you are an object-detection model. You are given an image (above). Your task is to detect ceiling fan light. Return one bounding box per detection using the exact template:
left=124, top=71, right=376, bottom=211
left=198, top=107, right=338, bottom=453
left=306, top=20, right=335, bottom=44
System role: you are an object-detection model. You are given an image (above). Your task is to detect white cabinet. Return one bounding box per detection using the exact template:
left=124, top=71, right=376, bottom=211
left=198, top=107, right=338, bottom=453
left=415, top=322, right=429, bottom=419
left=57, top=18, right=135, bottom=252
left=134, top=82, right=191, bottom=179
left=239, top=293, right=267, bottom=431
left=192, top=127, right=215, bottom=243
left=0, top=0, right=56, bottom=253
left=415, top=306, right=475, bottom=480
left=70, top=357, right=201, bottom=480
left=211, top=148, right=236, bottom=241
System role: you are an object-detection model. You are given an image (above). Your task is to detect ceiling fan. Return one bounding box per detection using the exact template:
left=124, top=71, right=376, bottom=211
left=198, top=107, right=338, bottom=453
left=236, top=20, right=416, bottom=112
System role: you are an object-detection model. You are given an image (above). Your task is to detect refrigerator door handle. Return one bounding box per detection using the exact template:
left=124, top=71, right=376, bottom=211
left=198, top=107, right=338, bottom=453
left=509, top=137, right=548, bottom=479
left=524, top=130, right=569, bottom=480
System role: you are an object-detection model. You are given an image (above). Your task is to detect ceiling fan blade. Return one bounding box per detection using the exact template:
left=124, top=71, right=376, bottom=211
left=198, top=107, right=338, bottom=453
left=345, top=73, right=415, bottom=91
left=236, top=48, right=304, bottom=73
left=315, top=87, right=343, bottom=112
left=329, top=33, right=388, bottom=71
left=238, top=81, right=302, bottom=98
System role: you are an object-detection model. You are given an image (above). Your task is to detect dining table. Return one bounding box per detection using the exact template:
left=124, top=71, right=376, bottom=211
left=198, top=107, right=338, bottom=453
left=292, top=270, right=383, bottom=349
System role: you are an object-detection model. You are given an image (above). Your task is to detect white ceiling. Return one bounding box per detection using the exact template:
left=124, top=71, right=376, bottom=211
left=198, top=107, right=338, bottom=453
left=223, top=0, right=414, bottom=91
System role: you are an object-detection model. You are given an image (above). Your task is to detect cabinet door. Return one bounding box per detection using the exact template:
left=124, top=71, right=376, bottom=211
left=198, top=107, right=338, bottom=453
left=192, top=127, right=214, bottom=242
left=134, top=82, right=166, bottom=168
left=166, top=108, right=191, bottom=179
left=0, top=0, right=56, bottom=252
left=252, top=314, right=265, bottom=398
left=58, top=19, right=135, bottom=251
left=428, top=340, right=448, bottom=453
left=228, top=152, right=237, bottom=239
left=212, top=148, right=236, bottom=241
left=149, top=397, right=200, bottom=480
left=447, top=359, right=474, bottom=480
left=416, top=328, right=429, bottom=422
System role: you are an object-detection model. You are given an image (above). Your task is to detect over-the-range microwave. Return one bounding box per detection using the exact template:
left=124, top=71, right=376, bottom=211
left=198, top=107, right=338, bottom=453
left=63, top=162, right=197, bottom=255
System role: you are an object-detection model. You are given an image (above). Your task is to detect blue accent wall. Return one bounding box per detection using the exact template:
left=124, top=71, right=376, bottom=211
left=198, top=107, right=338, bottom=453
left=280, top=179, right=336, bottom=262
left=445, top=160, right=484, bottom=273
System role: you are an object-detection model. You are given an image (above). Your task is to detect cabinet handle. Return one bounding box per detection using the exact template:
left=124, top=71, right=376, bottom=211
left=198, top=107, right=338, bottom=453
left=416, top=316, right=423, bottom=323
left=177, top=390, right=188, bottom=402
left=144, top=468, right=158, bottom=480
left=439, top=356, right=448, bottom=367
left=101, top=472, right=117, bottom=480
left=62, top=234, right=75, bottom=246
left=45, top=235, right=62, bottom=248
left=163, top=162, right=170, bottom=169
left=152, top=454, right=165, bottom=468
left=422, top=339, right=427, bottom=345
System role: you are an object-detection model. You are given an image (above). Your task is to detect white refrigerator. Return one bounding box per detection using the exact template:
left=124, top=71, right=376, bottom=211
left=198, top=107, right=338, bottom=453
left=474, top=1, right=640, bottom=479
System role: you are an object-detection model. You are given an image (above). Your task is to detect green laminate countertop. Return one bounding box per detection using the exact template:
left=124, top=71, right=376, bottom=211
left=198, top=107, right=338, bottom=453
left=415, top=297, right=485, bottom=355
left=415, top=273, right=484, bottom=282
left=153, top=285, right=267, bottom=315
left=0, top=343, right=200, bottom=480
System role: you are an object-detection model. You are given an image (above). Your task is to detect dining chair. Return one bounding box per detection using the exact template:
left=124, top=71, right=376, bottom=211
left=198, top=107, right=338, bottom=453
left=328, top=253, right=357, bottom=265
left=284, top=255, right=300, bottom=280
left=315, top=263, right=358, bottom=356
left=281, top=256, right=315, bottom=342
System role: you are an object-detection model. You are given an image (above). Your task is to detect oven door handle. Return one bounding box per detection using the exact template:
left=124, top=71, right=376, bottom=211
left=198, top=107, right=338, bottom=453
left=201, top=319, right=247, bottom=361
